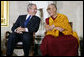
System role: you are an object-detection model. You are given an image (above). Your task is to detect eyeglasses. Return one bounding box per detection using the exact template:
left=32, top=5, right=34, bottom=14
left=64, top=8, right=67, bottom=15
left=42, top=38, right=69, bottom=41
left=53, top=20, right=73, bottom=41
left=31, top=9, right=37, bottom=11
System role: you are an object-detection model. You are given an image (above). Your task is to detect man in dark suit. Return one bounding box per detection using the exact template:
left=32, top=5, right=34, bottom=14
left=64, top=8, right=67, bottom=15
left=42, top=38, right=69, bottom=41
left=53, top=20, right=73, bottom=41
left=6, top=3, right=40, bottom=56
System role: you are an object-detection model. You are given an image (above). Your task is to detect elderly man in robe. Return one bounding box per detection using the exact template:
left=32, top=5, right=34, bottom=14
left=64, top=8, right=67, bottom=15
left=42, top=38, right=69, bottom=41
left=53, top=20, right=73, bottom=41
left=40, top=3, right=79, bottom=56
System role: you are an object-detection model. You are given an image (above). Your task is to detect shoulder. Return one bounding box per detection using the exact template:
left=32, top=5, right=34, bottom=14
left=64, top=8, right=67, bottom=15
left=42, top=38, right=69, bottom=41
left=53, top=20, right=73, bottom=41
left=18, top=15, right=27, bottom=17
left=46, top=17, right=50, bottom=20
left=17, top=15, right=27, bottom=19
left=32, top=15, right=41, bottom=21
left=58, top=13, right=68, bottom=18
left=16, top=15, right=27, bottom=21
left=45, top=17, right=50, bottom=25
left=58, top=13, right=69, bottom=22
left=33, top=15, right=40, bottom=19
left=45, top=17, right=49, bottom=21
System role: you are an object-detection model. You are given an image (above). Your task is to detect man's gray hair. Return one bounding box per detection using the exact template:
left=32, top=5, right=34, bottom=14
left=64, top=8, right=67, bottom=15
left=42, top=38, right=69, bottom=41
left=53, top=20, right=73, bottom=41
left=27, top=3, right=36, bottom=11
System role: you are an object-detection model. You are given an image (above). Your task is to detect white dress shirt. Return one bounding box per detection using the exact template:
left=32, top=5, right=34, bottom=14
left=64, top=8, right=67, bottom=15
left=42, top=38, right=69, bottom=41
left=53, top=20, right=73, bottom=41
left=25, top=14, right=32, bottom=32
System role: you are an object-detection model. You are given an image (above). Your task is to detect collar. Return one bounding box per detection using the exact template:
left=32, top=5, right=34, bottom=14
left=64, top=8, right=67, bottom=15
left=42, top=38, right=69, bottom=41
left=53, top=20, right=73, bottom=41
left=51, top=14, right=57, bottom=20
left=26, top=14, right=32, bottom=20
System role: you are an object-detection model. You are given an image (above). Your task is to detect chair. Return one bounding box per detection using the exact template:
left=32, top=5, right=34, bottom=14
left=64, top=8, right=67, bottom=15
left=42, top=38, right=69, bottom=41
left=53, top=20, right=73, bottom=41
left=69, top=22, right=72, bottom=28
left=5, top=31, right=35, bottom=56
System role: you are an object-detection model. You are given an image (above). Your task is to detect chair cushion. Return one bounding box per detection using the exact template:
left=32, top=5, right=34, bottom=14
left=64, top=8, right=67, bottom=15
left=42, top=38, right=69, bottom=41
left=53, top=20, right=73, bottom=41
left=16, top=42, right=23, bottom=46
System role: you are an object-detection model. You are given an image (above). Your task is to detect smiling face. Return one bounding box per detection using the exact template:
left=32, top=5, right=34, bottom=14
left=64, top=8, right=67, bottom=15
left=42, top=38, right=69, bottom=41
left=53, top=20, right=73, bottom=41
left=31, top=5, right=37, bottom=15
left=47, top=4, right=57, bottom=17
left=28, top=4, right=37, bottom=16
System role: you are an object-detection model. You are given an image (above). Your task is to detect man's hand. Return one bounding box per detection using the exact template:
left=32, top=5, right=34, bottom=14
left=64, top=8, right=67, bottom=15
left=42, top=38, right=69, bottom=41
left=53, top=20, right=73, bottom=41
left=45, top=24, right=55, bottom=31
left=49, top=25, right=55, bottom=30
left=15, top=26, right=25, bottom=34
left=54, top=27, right=64, bottom=32
left=45, top=24, right=64, bottom=32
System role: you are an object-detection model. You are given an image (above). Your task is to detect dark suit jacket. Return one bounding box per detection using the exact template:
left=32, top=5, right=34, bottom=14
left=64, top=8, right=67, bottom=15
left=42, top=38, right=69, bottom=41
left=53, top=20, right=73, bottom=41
left=11, top=15, right=40, bottom=34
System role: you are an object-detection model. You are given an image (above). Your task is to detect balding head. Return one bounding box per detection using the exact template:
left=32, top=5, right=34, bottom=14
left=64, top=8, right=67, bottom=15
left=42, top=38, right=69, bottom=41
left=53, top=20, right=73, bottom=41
left=47, top=3, right=57, bottom=17
left=48, top=3, right=57, bottom=10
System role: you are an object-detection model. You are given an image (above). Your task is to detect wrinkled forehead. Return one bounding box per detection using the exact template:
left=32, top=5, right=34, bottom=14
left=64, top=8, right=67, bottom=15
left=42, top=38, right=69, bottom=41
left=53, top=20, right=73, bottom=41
left=48, top=4, right=55, bottom=9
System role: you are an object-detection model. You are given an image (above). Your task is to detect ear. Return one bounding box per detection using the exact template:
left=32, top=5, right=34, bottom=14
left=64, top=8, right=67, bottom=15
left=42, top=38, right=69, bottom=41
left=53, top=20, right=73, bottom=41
left=27, top=9, right=29, bottom=12
left=28, top=9, right=30, bottom=12
left=28, top=9, right=31, bottom=13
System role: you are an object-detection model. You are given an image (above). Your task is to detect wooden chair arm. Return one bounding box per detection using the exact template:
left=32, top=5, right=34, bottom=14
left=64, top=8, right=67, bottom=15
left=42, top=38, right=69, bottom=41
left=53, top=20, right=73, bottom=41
left=5, top=31, right=11, bottom=46
left=5, top=31, right=11, bottom=39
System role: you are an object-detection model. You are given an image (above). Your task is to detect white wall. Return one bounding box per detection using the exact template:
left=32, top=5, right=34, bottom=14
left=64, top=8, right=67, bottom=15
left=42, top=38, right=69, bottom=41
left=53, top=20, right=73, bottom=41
left=57, top=1, right=83, bottom=38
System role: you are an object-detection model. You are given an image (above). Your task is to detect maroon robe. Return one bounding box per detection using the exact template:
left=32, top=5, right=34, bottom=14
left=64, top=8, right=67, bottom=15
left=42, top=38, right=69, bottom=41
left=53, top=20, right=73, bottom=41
left=40, top=17, right=79, bottom=56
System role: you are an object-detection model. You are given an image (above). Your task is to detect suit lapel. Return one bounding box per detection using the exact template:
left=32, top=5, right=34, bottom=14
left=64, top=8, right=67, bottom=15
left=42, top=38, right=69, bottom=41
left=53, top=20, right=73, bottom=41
left=26, top=16, right=35, bottom=27
left=24, top=15, right=27, bottom=21
left=20, top=15, right=27, bottom=27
